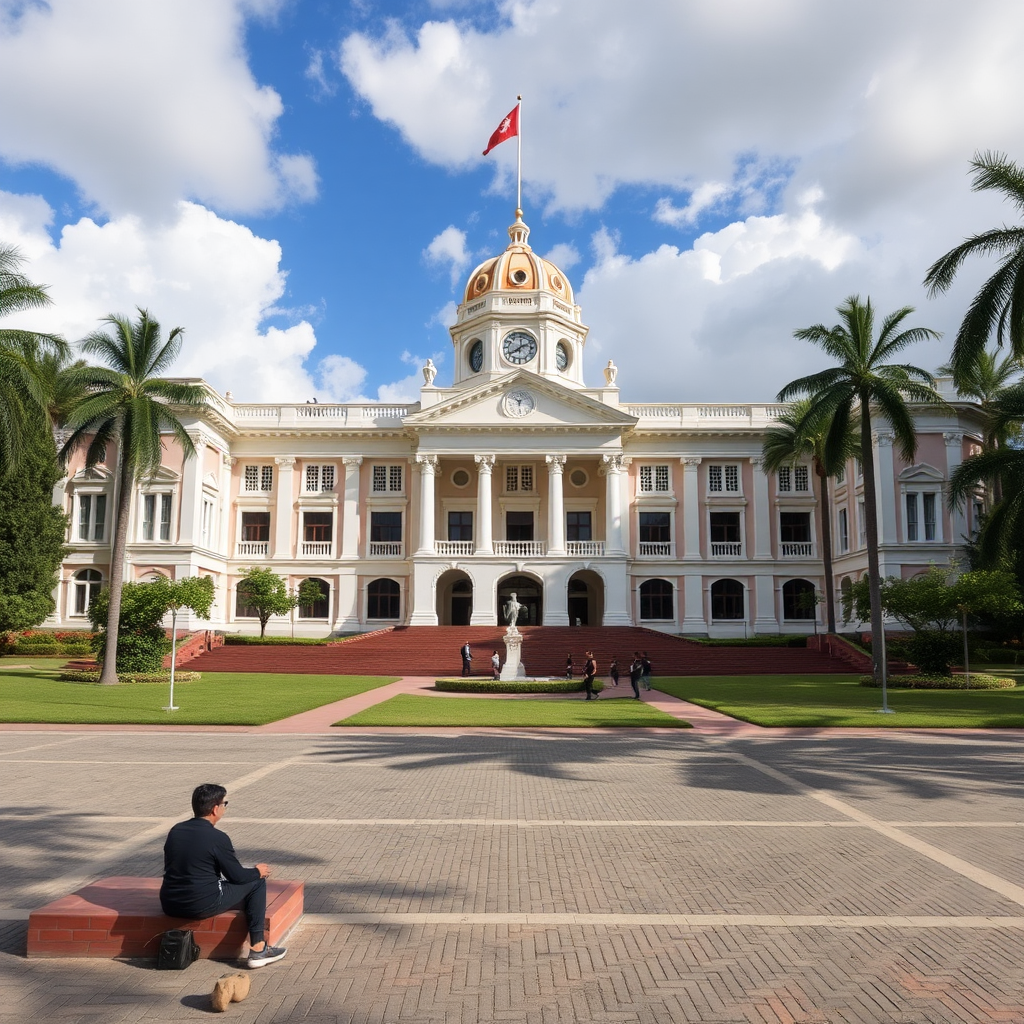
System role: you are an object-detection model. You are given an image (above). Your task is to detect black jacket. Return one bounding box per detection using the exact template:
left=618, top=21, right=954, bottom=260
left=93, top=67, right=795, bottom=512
left=160, top=817, right=260, bottom=914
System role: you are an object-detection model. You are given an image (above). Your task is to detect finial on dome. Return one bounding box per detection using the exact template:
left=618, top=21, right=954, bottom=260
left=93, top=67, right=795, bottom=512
left=507, top=208, right=531, bottom=250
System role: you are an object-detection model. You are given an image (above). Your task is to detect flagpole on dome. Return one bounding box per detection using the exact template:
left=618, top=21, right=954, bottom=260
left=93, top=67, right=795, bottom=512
left=516, top=94, right=522, bottom=213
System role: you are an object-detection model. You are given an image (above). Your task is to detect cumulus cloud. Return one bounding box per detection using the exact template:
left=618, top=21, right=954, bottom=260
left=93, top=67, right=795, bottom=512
left=0, top=0, right=317, bottom=216
left=423, top=225, right=471, bottom=286
left=543, top=242, right=581, bottom=271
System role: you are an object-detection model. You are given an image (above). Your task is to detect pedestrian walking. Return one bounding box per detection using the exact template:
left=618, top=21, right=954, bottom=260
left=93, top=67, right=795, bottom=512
left=582, top=650, right=598, bottom=700
left=565, top=653, right=573, bottom=679
left=641, top=651, right=653, bottom=691
left=629, top=652, right=642, bottom=699
left=460, top=641, right=473, bottom=677
left=609, top=658, right=619, bottom=687
left=491, top=650, right=500, bottom=680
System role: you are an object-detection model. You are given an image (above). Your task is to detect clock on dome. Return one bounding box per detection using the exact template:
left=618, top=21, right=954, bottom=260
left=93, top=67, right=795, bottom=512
left=502, top=330, right=537, bottom=365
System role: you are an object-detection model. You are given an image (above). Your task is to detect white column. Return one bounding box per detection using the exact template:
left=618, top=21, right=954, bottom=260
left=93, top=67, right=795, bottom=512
left=681, top=574, right=705, bottom=632
left=178, top=430, right=207, bottom=545
left=474, top=455, right=495, bottom=555
left=751, top=457, right=772, bottom=559
left=754, top=575, right=779, bottom=633
left=681, top=458, right=701, bottom=559
left=546, top=455, right=566, bottom=555
left=273, top=456, right=295, bottom=558
left=415, top=454, right=438, bottom=554
left=602, top=454, right=625, bottom=554
left=341, top=457, right=362, bottom=558
left=219, top=454, right=234, bottom=563
left=333, top=569, right=360, bottom=631
left=944, top=432, right=967, bottom=547
left=409, top=563, right=439, bottom=625
left=603, top=563, right=632, bottom=625
left=619, top=456, right=632, bottom=555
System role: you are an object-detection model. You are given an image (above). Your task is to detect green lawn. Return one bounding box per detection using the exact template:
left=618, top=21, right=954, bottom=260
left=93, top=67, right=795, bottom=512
left=335, top=693, right=691, bottom=728
left=0, top=660, right=397, bottom=725
left=655, top=669, right=1024, bottom=728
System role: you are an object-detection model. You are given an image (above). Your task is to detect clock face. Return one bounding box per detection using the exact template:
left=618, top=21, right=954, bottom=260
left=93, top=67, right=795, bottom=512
left=469, top=339, right=483, bottom=372
left=502, top=330, right=537, bottom=365
left=503, top=390, right=535, bottom=418
left=555, top=342, right=569, bottom=371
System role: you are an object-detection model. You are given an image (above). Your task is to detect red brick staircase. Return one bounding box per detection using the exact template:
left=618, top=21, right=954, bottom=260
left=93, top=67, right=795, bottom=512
left=186, top=626, right=851, bottom=677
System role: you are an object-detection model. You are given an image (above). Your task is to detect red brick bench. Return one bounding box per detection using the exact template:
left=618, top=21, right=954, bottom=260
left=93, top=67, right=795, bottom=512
left=27, top=876, right=303, bottom=959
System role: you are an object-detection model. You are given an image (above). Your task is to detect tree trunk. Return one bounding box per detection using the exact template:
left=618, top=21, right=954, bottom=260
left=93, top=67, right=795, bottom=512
left=259, top=612, right=268, bottom=639
left=859, top=400, right=885, bottom=687
left=816, top=460, right=837, bottom=633
left=99, top=441, right=133, bottom=685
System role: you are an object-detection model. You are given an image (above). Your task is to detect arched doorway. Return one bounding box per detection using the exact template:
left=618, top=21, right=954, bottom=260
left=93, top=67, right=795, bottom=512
left=497, top=574, right=542, bottom=626
left=436, top=569, right=473, bottom=626
left=567, top=570, right=604, bottom=626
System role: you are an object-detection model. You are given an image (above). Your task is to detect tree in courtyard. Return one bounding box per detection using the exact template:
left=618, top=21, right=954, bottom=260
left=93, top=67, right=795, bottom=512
left=778, top=296, right=943, bottom=699
left=761, top=397, right=859, bottom=633
left=236, top=567, right=322, bottom=638
left=925, top=152, right=1024, bottom=385
left=0, top=244, right=69, bottom=480
left=60, top=310, right=211, bottom=684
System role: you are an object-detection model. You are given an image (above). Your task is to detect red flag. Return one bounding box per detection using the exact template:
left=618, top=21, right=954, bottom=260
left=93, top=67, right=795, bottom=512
left=482, top=104, right=519, bottom=156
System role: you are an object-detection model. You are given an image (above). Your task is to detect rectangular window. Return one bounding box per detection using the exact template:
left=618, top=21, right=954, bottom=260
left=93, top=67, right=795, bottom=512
left=655, top=465, right=669, bottom=492
left=710, top=511, right=741, bottom=543
left=906, top=492, right=919, bottom=541
left=201, top=498, right=213, bottom=546
left=639, top=465, right=669, bottom=492
left=93, top=494, right=106, bottom=541
left=504, top=465, right=534, bottom=492
left=244, top=465, right=273, bottom=492
left=858, top=500, right=866, bottom=547
left=306, top=464, right=320, bottom=492
left=448, top=511, right=473, bottom=541
left=160, top=494, right=172, bottom=541
left=372, top=465, right=402, bottom=492
left=780, top=511, right=811, bottom=543
left=304, top=511, right=333, bottom=542
left=778, top=467, right=791, bottom=492
left=725, top=465, right=739, bottom=492
left=566, top=511, right=592, bottom=541
left=142, top=494, right=155, bottom=541
left=506, top=511, right=534, bottom=541
left=924, top=492, right=937, bottom=541
left=639, top=465, right=653, bottom=492
left=261, top=465, right=273, bottom=491
left=838, top=508, right=849, bottom=553
left=242, top=511, right=270, bottom=542
left=305, top=464, right=336, bottom=493
left=244, top=465, right=258, bottom=491
left=856, top=458, right=863, bottom=479
left=322, top=464, right=335, bottom=491
left=638, top=511, right=670, bottom=543
left=835, top=465, right=845, bottom=485
left=708, top=465, right=722, bottom=492
left=794, top=466, right=809, bottom=492
left=389, top=465, right=402, bottom=492
left=372, top=465, right=387, bottom=492
left=370, top=511, right=402, bottom=542
left=78, top=495, right=92, bottom=541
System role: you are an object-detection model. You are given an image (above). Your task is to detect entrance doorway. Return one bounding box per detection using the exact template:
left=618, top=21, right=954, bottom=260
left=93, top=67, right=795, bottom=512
left=436, top=570, right=474, bottom=626
left=497, top=574, right=542, bottom=626
left=567, top=570, right=604, bottom=626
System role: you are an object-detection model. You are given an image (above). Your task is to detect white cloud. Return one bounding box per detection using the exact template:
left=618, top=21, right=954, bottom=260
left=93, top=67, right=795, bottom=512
left=654, top=184, right=731, bottom=227
left=305, top=48, right=337, bottom=98
left=0, top=0, right=317, bottom=217
left=543, top=242, right=581, bottom=271
left=317, top=353, right=369, bottom=403
left=423, top=225, right=470, bottom=286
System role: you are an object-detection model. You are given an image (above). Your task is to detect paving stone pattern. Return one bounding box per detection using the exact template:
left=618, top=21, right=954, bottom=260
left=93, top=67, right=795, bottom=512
left=2, top=728, right=1024, bottom=1021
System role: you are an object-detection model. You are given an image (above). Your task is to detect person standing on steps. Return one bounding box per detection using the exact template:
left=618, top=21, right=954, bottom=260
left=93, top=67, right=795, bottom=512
left=491, top=650, right=500, bottom=679
left=641, top=651, right=653, bottom=691
left=629, top=652, right=642, bottom=699
left=461, top=641, right=473, bottom=676
left=582, top=650, right=598, bottom=700
left=609, top=658, right=619, bottom=688
left=565, top=653, right=573, bottom=679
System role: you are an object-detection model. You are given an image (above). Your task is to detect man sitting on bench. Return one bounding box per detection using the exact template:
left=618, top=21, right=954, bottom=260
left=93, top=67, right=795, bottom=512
left=159, top=783, right=286, bottom=968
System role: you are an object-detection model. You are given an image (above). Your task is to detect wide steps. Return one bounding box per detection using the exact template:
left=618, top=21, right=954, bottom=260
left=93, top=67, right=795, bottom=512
left=188, top=626, right=849, bottom=676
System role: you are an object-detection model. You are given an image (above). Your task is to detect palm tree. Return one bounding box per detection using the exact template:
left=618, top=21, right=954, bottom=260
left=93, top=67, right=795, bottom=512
left=60, top=310, right=211, bottom=684
left=778, top=296, right=942, bottom=697
left=0, top=244, right=69, bottom=479
left=761, top=398, right=859, bottom=633
left=924, top=151, right=1024, bottom=383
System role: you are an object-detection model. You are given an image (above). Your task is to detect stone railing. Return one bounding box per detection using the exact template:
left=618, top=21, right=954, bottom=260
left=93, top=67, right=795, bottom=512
left=369, top=541, right=404, bottom=558
left=637, top=541, right=674, bottom=558
left=624, top=404, right=789, bottom=428
left=780, top=541, right=814, bottom=557
left=300, top=541, right=332, bottom=557
left=566, top=540, right=606, bottom=556
left=236, top=541, right=269, bottom=557
left=710, top=541, right=742, bottom=557
left=434, top=540, right=474, bottom=556
left=230, top=404, right=412, bottom=428
left=493, top=540, right=545, bottom=557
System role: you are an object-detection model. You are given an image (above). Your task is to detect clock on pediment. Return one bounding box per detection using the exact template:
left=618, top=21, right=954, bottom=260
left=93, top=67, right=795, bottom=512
left=502, top=330, right=537, bottom=365
left=502, top=389, right=535, bottom=418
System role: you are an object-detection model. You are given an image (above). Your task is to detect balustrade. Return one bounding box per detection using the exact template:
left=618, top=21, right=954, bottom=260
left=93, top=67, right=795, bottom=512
left=780, top=541, right=814, bottom=557
left=493, top=540, right=545, bottom=557
left=566, top=540, right=605, bottom=556
left=300, top=541, right=332, bottom=557
left=369, top=541, right=404, bottom=558
left=434, top=540, right=473, bottom=556
left=236, top=541, right=268, bottom=557
left=637, top=541, right=674, bottom=558
left=710, top=541, right=743, bottom=557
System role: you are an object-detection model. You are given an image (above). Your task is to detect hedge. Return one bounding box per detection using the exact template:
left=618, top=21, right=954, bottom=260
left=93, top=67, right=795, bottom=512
left=58, top=671, right=202, bottom=684
left=435, top=678, right=605, bottom=693
left=860, top=673, right=1015, bottom=690
left=223, top=635, right=333, bottom=646
left=11, top=641, right=91, bottom=657
left=683, top=636, right=807, bottom=648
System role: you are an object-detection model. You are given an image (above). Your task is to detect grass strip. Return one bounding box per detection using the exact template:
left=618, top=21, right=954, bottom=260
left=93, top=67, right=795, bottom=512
left=335, top=693, right=690, bottom=728
left=655, top=669, right=1024, bottom=728
left=0, top=663, right=397, bottom=725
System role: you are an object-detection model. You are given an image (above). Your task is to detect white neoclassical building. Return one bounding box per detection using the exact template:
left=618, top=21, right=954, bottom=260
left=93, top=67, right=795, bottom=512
left=51, top=210, right=986, bottom=636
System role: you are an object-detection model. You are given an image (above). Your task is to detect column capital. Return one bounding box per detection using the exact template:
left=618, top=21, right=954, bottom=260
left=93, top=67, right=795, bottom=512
left=872, top=431, right=895, bottom=447
left=475, top=454, right=496, bottom=472
left=342, top=456, right=363, bottom=467
left=943, top=432, right=964, bottom=447
left=222, top=454, right=236, bottom=467
left=274, top=456, right=297, bottom=467
left=545, top=454, right=567, bottom=471
left=681, top=456, right=702, bottom=467
left=187, top=429, right=208, bottom=449
left=415, top=453, right=439, bottom=473
left=600, top=452, right=625, bottom=474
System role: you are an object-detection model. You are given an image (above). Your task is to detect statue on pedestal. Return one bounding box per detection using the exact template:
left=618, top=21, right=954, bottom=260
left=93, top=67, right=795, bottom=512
left=503, top=592, right=523, bottom=630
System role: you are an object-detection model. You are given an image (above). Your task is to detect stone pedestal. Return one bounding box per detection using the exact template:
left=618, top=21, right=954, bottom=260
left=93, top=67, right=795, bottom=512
left=499, top=626, right=528, bottom=680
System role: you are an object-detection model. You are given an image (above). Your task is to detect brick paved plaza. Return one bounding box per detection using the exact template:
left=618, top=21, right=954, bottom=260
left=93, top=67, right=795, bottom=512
left=2, top=723, right=1024, bottom=1023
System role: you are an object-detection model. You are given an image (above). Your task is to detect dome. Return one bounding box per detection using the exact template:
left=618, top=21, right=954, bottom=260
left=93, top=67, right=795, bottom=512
left=462, top=209, right=575, bottom=306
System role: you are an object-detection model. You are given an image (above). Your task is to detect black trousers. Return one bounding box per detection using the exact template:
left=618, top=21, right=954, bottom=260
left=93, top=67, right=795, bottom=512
left=630, top=676, right=641, bottom=698
left=583, top=674, right=597, bottom=699
left=162, top=877, right=267, bottom=944
left=462, top=658, right=471, bottom=676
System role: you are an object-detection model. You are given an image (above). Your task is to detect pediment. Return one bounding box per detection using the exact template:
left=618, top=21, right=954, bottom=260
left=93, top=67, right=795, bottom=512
left=141, top=465, right=180, bottom=484
left=72, top=465, right=112, bottom=483
left=404, top=372, right=637, bottom=432
left=203, top=472, right=220, bottom=491
left=898, top=462, right=945, bottom=483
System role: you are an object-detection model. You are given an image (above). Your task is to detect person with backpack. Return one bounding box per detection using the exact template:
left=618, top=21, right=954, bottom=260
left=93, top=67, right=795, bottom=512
left=582, top=650, right=598, bottom=700
left=641, top=651, right=653, bottom=691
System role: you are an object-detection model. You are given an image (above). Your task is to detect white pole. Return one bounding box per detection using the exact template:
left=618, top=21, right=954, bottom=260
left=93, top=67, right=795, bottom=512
left=516, top=94, right=522, bottom=212
left=164, top=606, right=179, bottom=711
left=962, top=607, right=970, bottom=689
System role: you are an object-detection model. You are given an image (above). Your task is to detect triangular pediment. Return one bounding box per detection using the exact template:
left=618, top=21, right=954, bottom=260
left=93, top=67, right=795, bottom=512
left=405, top=372, right=637, bottom=432
left=898, top=462, right=945, bottom=483
left=141, top=465, right=180, bottom=484
left=72, top=465, right=112, bottom=482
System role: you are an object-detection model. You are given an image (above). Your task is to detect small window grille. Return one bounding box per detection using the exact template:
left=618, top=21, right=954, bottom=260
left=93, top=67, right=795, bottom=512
left=778, top=467, right=791, bottom=492
left=708, top=465, right=722, bottom=492
left=639, top=466, right=653, bottom=492
left=372, top=465, right=387, bottom=492
left=794, top=466, right=809, bottom=492
left=389, top=465, right=403, bottom=492
left=725, top=465, right=739, bottom=492
left=305, top=465, right=320, bottom=492
left=244, top=465, right=259, bottom=491
left=506, top=465, right=519, bottom=492
left=261, top=465, right=273, bottom=491
left=655, top=465, right=669, bottom=492
left=322, top=465, right=335, bottom=491
left=520, top=465, right=533, bottom=491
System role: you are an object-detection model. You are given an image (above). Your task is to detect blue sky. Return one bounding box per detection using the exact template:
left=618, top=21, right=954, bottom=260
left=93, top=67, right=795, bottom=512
left=1, top=0, right=1023, bottom=403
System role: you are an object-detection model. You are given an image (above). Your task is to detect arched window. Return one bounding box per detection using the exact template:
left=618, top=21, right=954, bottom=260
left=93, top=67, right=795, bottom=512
left=639, top=579, right=673, bottom=620
left=73, top=569, right=103, bottom=616
left=783, top=578, right=816, bottom=620
left=368, top=578, right=400, bottom=620
left=298, top=578, right=329, bottom=619
left=710, top=579, right=744, bottom=620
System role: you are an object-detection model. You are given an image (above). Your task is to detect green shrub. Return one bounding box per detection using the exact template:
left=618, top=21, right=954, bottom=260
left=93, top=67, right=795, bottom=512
left=903, top=630, right=963, bottom=676
left=860, top=672, right=1015, bottom=689
left=12, top=642, right=59, bottom=656
left=60, top=643, right=92, bottom=656
left=58, top=670, right=202, bottom=683
left=684, top=636, right=807, bottom=648
left=435, top=678, right=605, bottom=693
left=223, top=635, right=332, bottom=646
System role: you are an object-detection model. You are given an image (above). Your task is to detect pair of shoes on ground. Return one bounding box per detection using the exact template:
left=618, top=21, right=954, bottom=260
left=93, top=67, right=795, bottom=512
left=247, top=943, right=287, bottom=968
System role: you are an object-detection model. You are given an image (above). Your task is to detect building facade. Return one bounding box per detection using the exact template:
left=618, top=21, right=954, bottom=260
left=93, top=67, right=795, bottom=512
left=51, top=212, right=986, bottom=636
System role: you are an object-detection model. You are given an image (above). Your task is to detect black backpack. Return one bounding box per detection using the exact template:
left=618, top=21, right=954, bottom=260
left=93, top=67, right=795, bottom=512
left=156, top=928, right=201, bottom=970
